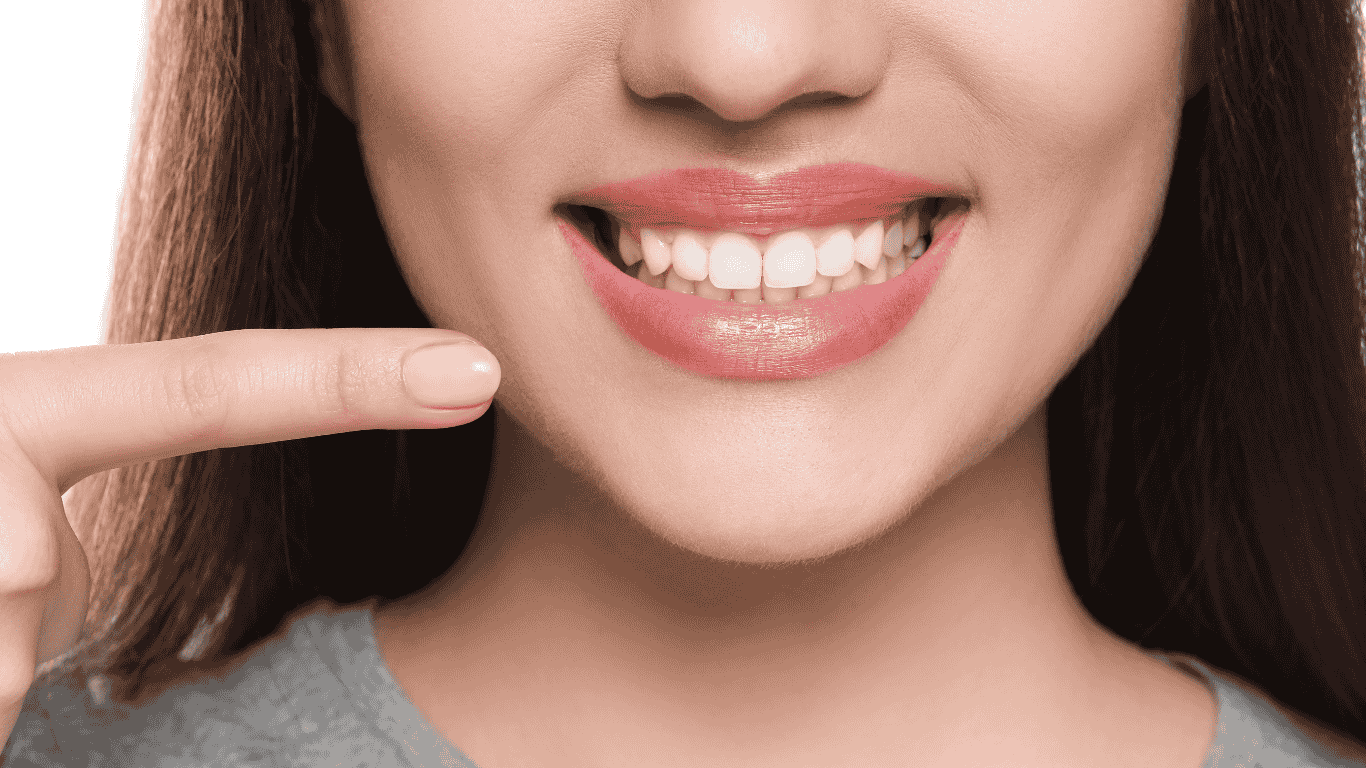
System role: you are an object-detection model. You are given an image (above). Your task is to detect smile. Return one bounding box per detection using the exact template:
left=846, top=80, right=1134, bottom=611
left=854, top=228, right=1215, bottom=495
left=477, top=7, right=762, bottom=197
left=569, top=199, right=955, bottom=303
left=558, top=162, right=971, bottom=381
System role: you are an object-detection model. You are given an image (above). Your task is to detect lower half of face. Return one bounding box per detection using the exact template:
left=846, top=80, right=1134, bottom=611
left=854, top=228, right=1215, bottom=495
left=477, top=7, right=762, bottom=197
left=331, top=0, right=1194, bottom=564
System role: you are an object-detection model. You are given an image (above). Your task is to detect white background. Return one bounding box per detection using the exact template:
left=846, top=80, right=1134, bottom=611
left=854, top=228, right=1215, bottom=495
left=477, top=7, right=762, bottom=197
left=1, top=5, right=1363, bottom=355
left=0, top=2, right=148, bottom=354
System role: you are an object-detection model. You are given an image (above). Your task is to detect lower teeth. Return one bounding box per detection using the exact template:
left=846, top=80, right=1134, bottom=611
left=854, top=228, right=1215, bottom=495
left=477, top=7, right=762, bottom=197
left=631, top=236, right=930, bottom=302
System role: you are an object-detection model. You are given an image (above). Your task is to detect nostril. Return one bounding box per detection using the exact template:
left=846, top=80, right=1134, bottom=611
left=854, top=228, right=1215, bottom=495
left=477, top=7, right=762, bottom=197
left=788, top=90, right=851, bottom=109
left=656, top=94, right=695, bottom=109
left=636, top=93, right=707, bottom=116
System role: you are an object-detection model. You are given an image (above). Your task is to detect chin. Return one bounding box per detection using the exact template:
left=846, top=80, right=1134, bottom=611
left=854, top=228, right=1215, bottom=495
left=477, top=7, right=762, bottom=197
left=606, top=460, right=915, bottom=566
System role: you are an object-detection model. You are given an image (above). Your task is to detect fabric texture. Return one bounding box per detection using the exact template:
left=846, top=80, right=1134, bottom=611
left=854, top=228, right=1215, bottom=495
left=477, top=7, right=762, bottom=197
left=1150, top=653, right=1366, bottom=768
left=1, top=598, right=476, bottom=768
left=3, top=597, right=1363, bottom=767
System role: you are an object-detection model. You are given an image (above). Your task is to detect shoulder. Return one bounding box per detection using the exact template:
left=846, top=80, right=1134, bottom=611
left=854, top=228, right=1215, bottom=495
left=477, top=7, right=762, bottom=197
left=1, top=596, right=403, bottom=768
left=1164, top=651, right=1366, bottom=767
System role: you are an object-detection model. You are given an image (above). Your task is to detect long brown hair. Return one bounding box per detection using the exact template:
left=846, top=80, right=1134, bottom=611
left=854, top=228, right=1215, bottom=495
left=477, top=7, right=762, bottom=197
left=47, top=0, right=1366, bottom=743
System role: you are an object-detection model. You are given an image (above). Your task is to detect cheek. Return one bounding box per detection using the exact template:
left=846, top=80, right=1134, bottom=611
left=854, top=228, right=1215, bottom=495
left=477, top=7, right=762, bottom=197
left=927, top=0, right=1189, bottom=168
left=336, top=0, right=623, bottom=340
left=342, top=0, right=613, bottom=176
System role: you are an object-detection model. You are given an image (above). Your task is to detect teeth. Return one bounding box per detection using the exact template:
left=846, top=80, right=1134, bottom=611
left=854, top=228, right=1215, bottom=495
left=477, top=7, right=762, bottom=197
left=798, top=273, right=834, bottom=299
left=866, top=256, right=890, bottom=285
left=664, top=267, right=696, bottom=295
left=903, top=200, right=927, bottom=247
left=887, top=253, right=908, bottom=279
left=852, top=220, right=884, bottom=269
left=695, top=273, right=732, bottom=300
left=709, top=232, right=764, bottom=290
left=902, top=212, right=919, bottom=248
left=617, top=199, right=953, bottom=302
left=882, top=219, right=903, bottom=259
left=671, top=230, right=710, bottom=282
left=815, top=228, right=855, bottom=276
left=831, top=263, right=865, bottom=293
left=635, top=260, right=666, bottom=288
left=640, top=228, right=672, bottom=276
left=764, top=285, right=798, bottom=305
left=619, top=226, right=644, bottom=267
left=733, top=287, right=763, bottom=304
left=763, top=230, right=818, bottom=288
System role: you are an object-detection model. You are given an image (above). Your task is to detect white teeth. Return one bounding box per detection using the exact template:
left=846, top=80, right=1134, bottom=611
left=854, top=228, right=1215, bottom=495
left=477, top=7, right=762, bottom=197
left=762, top=230, right=818, bottom=288
left=695, top=273, right=732, bottom=300
left=620, top=200, right=950, bottom=301
left=888, top=253, right=907, bottom=279
left=619, top=226, right=644, bottom=267
left=882, top=219, right=903, bottom=259
left=733, top=287, right=763, bottom=304
left=640, top=228, right=672, bottom=276
left=852, top=220, right=884, bottom=269
left=708, top=232, right=763, bottom=290
left=635, top=260, right=666, bottom=288
left=832, top=263, right=865, bottom=292
left=904, top=201, right=927, bottom=247
left=866, top=256, right=889, bottom=285
left=815, top=227, right=855, bottom=277
left=763, top=285, right=798, bottom=305
left=664, top=267, right=695, bottom=295
left=798, top=273, right=834, bottom=299
left=671, top=230, right=710, bottom=282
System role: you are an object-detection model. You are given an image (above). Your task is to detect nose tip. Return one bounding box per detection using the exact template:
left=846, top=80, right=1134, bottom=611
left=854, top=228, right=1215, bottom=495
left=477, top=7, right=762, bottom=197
left=619, top=0, right=888, bottom=125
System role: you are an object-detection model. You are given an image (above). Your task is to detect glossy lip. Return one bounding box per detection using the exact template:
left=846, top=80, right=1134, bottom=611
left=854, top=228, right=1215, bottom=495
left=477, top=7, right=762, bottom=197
left=559, top=203, right=968, bottom=380
left=565, top=161, right=964, bottom=237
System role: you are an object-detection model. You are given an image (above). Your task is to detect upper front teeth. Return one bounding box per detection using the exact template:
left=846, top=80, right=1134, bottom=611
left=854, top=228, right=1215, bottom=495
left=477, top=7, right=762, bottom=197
left=761, top=231, right=818, bottom=289
left=616, top=200, right=932, bottom=291
left=670, top=230, right=710, bottom=282
left=709, top=232, right=766, bottom=289
left=817, top=228, right=855, bottom=276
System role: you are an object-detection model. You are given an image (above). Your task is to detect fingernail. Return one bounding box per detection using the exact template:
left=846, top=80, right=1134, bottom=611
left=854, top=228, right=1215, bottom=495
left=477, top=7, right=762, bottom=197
left=403, top=342, right=500, bottom=408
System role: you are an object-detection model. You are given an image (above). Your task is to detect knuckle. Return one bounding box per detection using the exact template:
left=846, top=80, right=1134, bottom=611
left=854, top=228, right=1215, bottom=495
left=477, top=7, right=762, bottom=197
left=0, top=563, right=60, bottom=598
left=163, top=342, right=236, bottom=438
left=316, top=345, right=368, bottom=422
left=0, top=527, right=60, bottom=596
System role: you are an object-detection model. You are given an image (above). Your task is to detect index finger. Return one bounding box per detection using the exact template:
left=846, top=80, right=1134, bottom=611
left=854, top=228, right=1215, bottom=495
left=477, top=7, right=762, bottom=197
left=0, top=328, right=501, bottom=493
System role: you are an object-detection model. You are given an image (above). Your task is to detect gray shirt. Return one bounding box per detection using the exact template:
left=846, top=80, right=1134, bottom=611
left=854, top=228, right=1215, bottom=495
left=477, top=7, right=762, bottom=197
left=4, top=597, right=1363, bottom=767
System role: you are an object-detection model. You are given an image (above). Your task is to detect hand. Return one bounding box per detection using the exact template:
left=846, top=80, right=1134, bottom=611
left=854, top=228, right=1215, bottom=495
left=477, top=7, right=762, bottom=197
left=0, top=328, right=501, bottom=747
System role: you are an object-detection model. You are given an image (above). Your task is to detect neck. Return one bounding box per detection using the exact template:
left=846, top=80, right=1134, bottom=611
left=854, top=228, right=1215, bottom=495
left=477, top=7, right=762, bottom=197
left=374, top=405, right=1208, bottom=767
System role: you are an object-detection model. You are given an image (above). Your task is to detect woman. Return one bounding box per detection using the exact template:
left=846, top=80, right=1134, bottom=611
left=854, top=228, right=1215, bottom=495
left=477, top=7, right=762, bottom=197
left=2, top=0, right=1365, bottom=764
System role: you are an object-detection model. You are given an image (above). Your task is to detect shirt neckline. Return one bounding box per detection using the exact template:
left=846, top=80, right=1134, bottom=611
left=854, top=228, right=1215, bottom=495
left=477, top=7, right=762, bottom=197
left=347, top=602, right=1360, bottom=768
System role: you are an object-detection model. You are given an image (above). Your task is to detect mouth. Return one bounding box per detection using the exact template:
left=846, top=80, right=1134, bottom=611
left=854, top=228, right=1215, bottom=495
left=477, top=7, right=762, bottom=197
left=556, top=162, right=971, bottom=380
left=557, top=196, right=965, bottom=304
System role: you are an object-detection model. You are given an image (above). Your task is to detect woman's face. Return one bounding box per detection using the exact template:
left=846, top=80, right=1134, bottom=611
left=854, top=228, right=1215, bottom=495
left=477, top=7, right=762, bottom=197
left=317, top=0, right=1199, bottom=563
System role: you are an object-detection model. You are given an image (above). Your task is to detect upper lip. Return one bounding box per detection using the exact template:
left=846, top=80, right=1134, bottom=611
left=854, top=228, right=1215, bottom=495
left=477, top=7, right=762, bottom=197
left=565, top=162, right=963, bottom=236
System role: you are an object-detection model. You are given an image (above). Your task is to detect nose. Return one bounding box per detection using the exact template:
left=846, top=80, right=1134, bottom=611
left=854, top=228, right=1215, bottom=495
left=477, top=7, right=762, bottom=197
left=618, top=0, right=890, bottom=125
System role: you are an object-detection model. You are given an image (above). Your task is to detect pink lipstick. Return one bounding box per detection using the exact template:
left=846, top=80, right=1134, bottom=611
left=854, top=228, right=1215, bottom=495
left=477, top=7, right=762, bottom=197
left=560, top=163, right=968, bottom=380
left=569, top=162, right=958, bottom=236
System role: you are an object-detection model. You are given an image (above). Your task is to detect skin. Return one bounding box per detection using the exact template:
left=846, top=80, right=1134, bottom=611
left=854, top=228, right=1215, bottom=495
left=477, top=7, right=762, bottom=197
left=308, top=0, right=1218, bottom=766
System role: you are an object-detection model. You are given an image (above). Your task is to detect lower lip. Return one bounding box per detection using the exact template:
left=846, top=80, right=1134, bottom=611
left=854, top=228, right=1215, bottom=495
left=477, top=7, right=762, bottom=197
left=559, top=213, right=965, bottom=380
